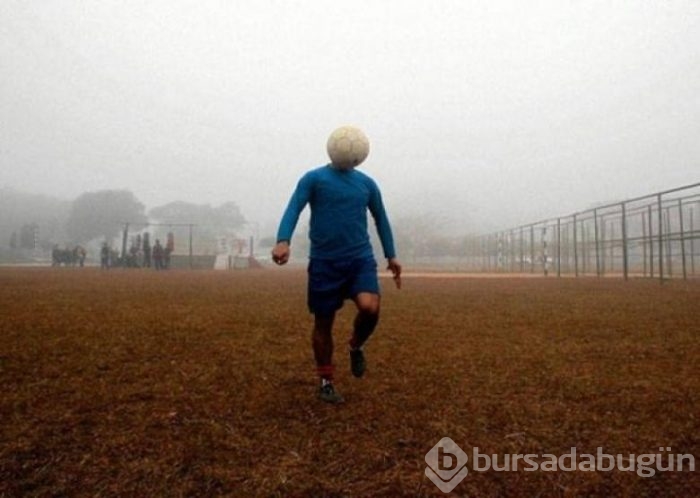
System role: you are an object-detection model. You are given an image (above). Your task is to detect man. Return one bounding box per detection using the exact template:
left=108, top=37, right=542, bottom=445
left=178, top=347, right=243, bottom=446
left=272, top=150, right=401, bottom=404
left=142, top=233, right=152, bottom=268
left=76, top=245, right=86, bottom=267
left=153, top=239, right=164, bottom=270
left=100, top=242, right=110, bottom=269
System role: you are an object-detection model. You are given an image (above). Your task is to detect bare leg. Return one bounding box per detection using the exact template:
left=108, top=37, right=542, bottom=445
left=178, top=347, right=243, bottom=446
left=347, top=293, right=380, bottom=379
left=350, top=292, right=380, bottom=349
left=313, top=313, right=335, bottom=379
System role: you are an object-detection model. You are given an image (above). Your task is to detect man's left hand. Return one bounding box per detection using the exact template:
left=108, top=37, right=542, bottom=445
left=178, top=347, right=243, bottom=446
left=387, top=258, right=402, bottom=289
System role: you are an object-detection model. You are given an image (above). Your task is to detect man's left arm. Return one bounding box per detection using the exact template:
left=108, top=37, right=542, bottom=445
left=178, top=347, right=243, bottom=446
left=368, top=182, right=402, bottom=289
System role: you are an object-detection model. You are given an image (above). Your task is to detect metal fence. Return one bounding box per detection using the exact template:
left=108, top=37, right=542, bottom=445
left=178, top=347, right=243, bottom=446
left=111, top=221, right=257, bottom=269
left=463, top=182, right=700, bottom=280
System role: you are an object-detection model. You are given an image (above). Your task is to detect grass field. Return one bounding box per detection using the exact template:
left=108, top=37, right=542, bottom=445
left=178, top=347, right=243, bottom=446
left=0, top=268, right=698, bottom=496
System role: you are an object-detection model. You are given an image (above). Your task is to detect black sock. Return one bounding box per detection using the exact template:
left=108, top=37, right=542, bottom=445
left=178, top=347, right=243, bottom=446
left=351, top=312, right=379, bottom=350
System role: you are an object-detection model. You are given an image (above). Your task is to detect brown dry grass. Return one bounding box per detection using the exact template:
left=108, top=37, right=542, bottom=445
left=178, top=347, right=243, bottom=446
left=0, top=268, right=698, bottom=497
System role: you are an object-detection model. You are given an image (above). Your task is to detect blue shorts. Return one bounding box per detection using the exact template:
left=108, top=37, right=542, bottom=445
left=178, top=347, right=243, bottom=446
left=307, top=257, right=379, bottom=315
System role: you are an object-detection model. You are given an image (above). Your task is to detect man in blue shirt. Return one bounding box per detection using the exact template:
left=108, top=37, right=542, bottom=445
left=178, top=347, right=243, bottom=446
left=272, top=159, right=401, bottom=404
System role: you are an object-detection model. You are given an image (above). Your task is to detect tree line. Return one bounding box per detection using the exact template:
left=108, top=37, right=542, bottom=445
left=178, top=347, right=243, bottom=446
left=2, top=188, right=245, bottom=256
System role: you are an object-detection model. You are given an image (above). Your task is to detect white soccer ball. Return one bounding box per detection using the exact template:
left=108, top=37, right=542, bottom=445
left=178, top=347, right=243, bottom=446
left=326, top=125, right=370, bottom=169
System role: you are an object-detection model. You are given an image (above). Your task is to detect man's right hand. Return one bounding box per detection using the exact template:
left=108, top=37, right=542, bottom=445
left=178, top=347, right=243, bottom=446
left=271, top=241, right=290, bottom=265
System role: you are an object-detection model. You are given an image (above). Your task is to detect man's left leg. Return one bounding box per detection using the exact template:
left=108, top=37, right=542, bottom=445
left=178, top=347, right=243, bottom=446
left=349, top=292, right=380, bottom=378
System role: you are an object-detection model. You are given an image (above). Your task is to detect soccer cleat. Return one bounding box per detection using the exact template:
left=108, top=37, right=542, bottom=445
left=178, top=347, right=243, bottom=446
left=318, top=382, right=344, bottom=404
left=350, top=348, right=366, bottom=378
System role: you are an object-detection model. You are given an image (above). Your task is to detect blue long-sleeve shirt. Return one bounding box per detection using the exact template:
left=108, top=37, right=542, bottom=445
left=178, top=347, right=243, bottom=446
left=276, top=164, right=397, bottom=260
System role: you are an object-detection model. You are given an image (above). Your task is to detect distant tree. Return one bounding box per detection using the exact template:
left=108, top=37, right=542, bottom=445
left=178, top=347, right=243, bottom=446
left=212, top=202, right=246, bottom=231
left=66, top=190, right=147, bottom=243
left=148, top=201, right=246, bottom=254
left=0, top=187, right=70, bottom=247
left=149, top=201, right=245, bottom=237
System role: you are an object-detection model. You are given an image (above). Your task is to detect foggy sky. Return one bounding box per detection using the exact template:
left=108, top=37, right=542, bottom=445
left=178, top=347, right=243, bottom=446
left=2, top=0, right=699, bottom=235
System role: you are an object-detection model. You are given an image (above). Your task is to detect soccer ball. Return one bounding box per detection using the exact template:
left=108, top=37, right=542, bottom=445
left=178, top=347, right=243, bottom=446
left=326, top=125, right=370, bottom=169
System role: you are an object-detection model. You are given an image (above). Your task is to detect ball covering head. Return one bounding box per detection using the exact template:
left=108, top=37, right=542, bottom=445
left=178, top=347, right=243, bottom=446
left=326, top=125, right=370, bottom=170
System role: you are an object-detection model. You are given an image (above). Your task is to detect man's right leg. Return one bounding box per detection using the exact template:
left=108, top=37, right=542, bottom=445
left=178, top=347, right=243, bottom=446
left=308, top=258, right=346, bottom=403
left=313, top=312, right=335, bottom=380
left=313, top=312, right=344, bottom=404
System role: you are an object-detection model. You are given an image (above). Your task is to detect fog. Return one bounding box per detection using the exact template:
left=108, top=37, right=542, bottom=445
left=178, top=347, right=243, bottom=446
left=2, top=0, right=699, bottom=237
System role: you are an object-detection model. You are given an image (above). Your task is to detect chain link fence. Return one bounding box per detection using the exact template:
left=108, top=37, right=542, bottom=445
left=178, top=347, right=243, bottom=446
left=463, top=182, right=700, bottom=280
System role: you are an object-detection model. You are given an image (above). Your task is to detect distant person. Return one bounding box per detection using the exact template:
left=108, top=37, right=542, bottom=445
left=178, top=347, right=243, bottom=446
left=165, top=232, right=175, bottom=269
left=128, top=244, right=140, bottom=268
left=52, top=244, right=61, bottom=267
left=163, top=245, right=172, bottom=270
left=272, top=126, right=401, bottom=404
left=77, top=246, right=86, bottom=267
left=153, top=239, right=164, bottom=270
left=100, top=243, right=110, bottom=269
left=142, top=233, right=152, bottom=268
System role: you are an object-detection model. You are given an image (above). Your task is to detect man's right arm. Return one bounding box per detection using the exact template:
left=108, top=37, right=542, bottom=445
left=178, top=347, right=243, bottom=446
left=272, top=172, right=314, bottom=265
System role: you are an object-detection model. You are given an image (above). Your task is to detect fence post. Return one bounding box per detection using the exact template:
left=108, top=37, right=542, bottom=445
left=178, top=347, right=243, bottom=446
left=621, top=202, right=628, bottom=280
left=562, top=219, right=569, bottom=273
left=608, top=218, right=614, bottom=274
left=557, top=218, right=561, bottom=277
left=642, top=211, right=647, bottom=277
left=511, top=230, right=516, bottom=273
left=600, top=215, right=607, bottom=275
left=573, top=214, right=578, bottom=277
left=486, top=235, right=490, bottom=272
left=648, top=204, right=654, bottom=278
left=594, top=209, right=601, bottom=277
left=530, top=225, right=535, bottom=273
left=493, top=234, right=497, bottom=272
left=487, top=235, right=492, bottom=272
left=188, top=224, right=194, bottom=269
left=678, top=199, right=687, bottom=280
left=658, top=194, right=664, bottom=282
left=665, top=208, right=673, bottom=278
left=582, top=223, right=588, bottom=274
left=519, top=227, right=524, bottom=273
left=691, top=206, right=696, bottom=275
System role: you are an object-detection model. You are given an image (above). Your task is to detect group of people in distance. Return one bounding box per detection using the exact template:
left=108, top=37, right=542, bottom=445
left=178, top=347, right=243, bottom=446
left=100, top=232, right=175, bottom=270
left=51, top=245, right=87, bottom=267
